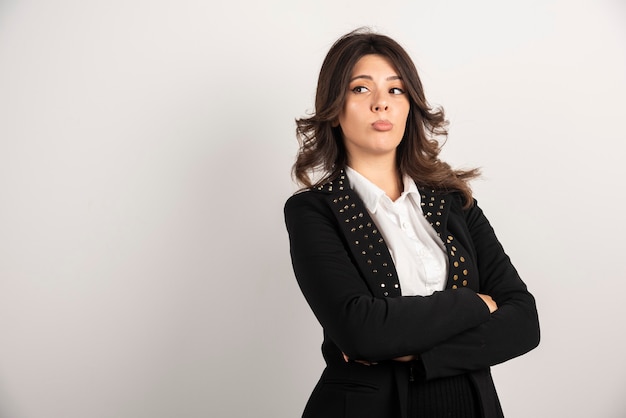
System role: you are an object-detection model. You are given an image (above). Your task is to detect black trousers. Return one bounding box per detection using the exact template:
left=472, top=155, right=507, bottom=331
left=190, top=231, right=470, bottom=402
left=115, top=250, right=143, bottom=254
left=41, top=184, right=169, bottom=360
left=407, top=372, right=480, bottom=417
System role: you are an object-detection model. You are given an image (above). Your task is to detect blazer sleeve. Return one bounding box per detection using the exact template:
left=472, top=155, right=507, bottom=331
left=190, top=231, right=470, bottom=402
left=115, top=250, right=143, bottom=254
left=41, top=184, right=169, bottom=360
left=419, top=199, right=540, bottom=380
left=285, top=191, right=491, bottom=362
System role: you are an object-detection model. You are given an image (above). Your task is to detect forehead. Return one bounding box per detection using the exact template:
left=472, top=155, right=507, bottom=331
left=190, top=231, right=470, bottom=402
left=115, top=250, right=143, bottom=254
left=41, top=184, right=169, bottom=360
left=350, top=54, right=399, bottom=76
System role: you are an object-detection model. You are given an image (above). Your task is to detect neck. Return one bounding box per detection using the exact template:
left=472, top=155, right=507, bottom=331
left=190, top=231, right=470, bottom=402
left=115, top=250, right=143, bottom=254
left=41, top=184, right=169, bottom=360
left=348, top=157, right=403, bottom=201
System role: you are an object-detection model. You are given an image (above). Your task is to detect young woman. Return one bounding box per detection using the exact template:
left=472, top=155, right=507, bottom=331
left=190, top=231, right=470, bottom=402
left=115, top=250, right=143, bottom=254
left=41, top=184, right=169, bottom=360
left=284, top=28, right=540, bottom=418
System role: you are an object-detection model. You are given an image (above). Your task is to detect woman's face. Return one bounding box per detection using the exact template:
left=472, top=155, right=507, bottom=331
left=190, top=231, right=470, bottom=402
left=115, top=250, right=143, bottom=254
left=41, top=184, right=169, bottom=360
left=338, top=54, right=410, bottom=165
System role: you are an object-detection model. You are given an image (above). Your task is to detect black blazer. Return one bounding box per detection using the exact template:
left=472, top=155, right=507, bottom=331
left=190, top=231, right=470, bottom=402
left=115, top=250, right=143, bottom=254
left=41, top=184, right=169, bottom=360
left=284, top=170, right=540, bottom=418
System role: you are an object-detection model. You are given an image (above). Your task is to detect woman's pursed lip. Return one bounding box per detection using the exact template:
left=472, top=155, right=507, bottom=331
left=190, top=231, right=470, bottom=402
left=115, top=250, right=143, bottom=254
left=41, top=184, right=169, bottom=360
left=372, top=120, right=393, bottom=131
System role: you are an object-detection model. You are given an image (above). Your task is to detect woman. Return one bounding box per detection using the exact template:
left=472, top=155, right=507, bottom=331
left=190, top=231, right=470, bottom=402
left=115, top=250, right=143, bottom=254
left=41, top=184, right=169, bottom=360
left=284, top=28, right=540, bottom=418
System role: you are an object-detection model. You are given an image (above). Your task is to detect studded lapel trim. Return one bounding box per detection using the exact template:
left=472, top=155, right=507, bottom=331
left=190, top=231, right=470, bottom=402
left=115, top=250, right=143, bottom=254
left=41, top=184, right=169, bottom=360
left=317, top=171, right=401, bottom=298
left=418, top=187, right=476, bottom=291
left=316, top=170, right=477, bottom=295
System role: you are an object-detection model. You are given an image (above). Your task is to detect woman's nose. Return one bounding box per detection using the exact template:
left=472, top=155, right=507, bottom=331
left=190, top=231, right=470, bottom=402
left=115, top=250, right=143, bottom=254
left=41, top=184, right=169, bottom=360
left=371, top=96, right=389, bottom=112
left=372, top=103, right=388, bottom=112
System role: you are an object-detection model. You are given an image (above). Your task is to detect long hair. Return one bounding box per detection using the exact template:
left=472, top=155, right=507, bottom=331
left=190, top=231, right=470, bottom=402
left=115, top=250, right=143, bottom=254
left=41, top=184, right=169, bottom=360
left=293, top=28, right=479, bottom=207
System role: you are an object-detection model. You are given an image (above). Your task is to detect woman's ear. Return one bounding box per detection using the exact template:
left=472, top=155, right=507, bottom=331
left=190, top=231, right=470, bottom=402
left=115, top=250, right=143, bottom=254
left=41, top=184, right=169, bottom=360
left=331, top=119, right=340, bottom=128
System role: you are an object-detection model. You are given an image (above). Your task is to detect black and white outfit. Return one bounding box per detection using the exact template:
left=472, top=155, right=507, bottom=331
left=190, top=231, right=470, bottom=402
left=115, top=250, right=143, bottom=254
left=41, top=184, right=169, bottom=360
left=284, top=168, right=540, bottom=418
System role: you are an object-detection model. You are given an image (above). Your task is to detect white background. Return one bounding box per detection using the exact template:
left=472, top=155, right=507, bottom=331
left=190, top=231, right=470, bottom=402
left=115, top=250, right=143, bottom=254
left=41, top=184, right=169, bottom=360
left=1, top=1, right=625, bottom=417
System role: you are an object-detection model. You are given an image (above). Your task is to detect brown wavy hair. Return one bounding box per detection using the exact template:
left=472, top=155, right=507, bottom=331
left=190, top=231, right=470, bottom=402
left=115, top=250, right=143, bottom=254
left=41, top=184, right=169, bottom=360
left=293, top=28, right=479, bottom=207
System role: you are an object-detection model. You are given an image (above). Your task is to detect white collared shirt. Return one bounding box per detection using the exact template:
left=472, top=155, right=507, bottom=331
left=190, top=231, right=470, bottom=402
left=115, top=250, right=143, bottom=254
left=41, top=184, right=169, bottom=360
left=345, top=166, right=448, bottom=296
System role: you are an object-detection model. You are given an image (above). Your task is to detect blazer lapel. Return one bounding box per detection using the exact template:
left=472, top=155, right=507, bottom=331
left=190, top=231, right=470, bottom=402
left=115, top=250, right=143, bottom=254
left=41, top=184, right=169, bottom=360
left=316, top=171, right=402, bottom=298
left=316, top=172, right=478, bottom=295
left=418, top=187, right=477, bottom=291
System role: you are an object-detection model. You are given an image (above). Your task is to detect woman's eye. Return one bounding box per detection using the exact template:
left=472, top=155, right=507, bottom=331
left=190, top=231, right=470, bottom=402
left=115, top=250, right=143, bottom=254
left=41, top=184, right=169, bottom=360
left=352, top=86, right=369, bottom=93
left=390, top=87, right=405, bottom=95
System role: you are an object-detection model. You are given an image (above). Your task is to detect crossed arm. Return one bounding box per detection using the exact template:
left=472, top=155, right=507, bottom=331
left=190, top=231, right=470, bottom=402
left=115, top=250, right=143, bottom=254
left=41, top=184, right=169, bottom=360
left=285, top=192, right=539, bottom=378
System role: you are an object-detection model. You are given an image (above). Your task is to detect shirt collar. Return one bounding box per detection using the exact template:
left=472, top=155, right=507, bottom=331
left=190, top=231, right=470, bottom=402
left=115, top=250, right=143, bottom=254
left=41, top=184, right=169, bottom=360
left=345, top=166, right=420, bottom=213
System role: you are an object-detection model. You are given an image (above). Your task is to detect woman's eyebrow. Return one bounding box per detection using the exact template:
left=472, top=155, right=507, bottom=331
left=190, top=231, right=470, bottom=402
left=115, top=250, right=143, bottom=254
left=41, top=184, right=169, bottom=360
left=349, top=75, right=403, bottom=82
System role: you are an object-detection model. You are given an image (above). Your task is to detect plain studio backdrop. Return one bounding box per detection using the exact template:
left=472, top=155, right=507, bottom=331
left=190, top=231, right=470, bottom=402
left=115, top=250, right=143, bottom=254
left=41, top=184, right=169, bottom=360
left=1, top=1, right=625, bottom=417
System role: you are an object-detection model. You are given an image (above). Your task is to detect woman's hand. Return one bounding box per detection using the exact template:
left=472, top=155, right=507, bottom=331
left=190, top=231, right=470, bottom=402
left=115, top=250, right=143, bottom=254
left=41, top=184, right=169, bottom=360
left=342, top=352, right=377, bottom=366
left=477, top=293, right=498, bottom=313
left=392, top=354, right=416, bottom=362
left=342, top=352, right=416, bottom=365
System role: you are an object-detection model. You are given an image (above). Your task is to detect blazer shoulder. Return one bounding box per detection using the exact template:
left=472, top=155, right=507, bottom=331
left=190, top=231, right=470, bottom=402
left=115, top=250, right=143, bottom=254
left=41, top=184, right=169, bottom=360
left=441, top=189, right=475, bottom=214
left=284, top=173, right=343, bottom=213
left=285, top=187, right=322, bottom=204
left=284, top=188, right=329, bottom=217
